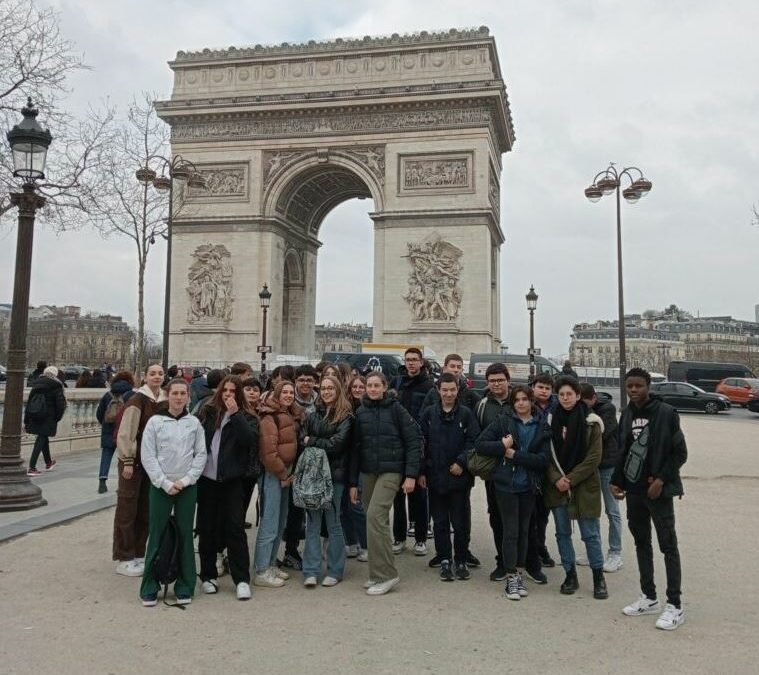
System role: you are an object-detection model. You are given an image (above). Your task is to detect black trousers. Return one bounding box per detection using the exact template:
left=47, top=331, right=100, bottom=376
left=392, top=485, right=429, bottom=544
left=429, top=489, right=471, bottom=563
left=525, top=496, right=551, bottom=572
left=197, top=476, right=250, bottom=584
left=485, top=480, right=504, bottom=566
left=283, top=489, right=304, bottom=556
left=627, top=494, right=682, bottom=608
left=496, top=491, right=535, bottom=572
left=30, top=435, right=52, bottom=469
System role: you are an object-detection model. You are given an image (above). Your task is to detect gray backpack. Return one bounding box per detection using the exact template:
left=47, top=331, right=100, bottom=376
left=292, top=446, right=333, bottom=510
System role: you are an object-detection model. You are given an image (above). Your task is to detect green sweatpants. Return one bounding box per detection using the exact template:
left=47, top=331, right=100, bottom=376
left=361, top=472, right=403, bottom=583
left=139, top=484, right=197, bottom=599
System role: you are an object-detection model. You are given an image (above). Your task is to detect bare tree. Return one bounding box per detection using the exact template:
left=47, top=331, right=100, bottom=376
left=90, top=93, right=173, bottom=375
left=0, top=0, right=115, bottom=226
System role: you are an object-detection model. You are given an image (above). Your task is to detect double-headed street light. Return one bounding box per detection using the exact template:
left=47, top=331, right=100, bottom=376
left=0, top=98, right=52, bottom=511
left=258, top=284, right=272, bottom=380
left=584, top=163, right=652, bottom=408
left=526, top=285, right=538, bottom=378
left=136, top=155, right=206, bottom=371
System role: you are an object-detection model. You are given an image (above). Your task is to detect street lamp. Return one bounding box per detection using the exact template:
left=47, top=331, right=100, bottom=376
left=584, top=163, right=652, bottom=408
left=0, top=98, right=52, bottom=511
left=135, top=155, right=206, bottom=371
left=258, top=284, right=272, bottom=379
left=526, top=285, right=538, bottom=378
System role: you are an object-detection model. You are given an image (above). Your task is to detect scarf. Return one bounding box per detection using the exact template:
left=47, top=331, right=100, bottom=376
left=551, top=401, right=589, bottom=474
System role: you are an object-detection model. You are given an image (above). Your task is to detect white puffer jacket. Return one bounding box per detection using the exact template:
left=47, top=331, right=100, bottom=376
left=141, top=410, right=207, bottom=493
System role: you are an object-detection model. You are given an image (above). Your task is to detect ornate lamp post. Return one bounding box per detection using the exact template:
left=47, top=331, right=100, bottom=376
left=526, top=285, right=538, bottom=378
left=584, top=163, right=652, bottom=408
left=135, top=155, right=206, bottom=371
left=258, top=284, right=272, bottom=379
left=0, top=98, right=52, bottom=511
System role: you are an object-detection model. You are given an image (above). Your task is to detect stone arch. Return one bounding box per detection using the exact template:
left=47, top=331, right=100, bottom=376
left=281, top=247, right=306, bottom=354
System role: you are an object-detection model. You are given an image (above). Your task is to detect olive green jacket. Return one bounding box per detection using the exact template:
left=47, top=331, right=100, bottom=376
left=543, top=412, right=604, bottom=519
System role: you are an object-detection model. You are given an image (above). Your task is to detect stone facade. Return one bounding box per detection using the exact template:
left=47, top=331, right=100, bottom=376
left=315, top=323, right=373, bottom=355
left=155, top=27, right=514, bottom=362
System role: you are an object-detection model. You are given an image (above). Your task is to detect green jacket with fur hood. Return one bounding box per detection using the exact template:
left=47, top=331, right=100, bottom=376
left=543, top=412, right=604, bottom=519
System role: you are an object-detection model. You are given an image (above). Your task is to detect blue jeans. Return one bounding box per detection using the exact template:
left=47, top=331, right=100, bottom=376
left=600, top=467, right=623, bottom=555
left=253, top=472, right=290, bottom=574
left=303, top=482, right=346, bottom=580
left=552, top=505, right=604, bottom=572
left=341, top=476, right=367, bottom=549
left=99, top=446, right=115, bottom=480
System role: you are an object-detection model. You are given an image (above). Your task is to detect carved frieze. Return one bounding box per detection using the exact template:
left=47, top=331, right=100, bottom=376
left=187, top=244, right=233, bottom=325
left=398, top=152, right=474, bottom=195
left=403, top=232, right=463, bottom=322
left=187, top=163, right=249, bottom=201
left=489, top=162, right=500, bottom=218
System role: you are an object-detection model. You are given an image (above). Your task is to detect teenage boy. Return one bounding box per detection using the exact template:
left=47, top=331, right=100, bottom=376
left=280, top=364, right=319, bottom=570
left=611, top=368, right=688, bottom=631
left=474, top=362, right=512, bottom=581
left=390, top=348, right=434, bottom=556
left=419, top=374, right=480, bottom=581
left=580, top=383, right=623, bottom=572
left=421, top=353, right=481, bottom=412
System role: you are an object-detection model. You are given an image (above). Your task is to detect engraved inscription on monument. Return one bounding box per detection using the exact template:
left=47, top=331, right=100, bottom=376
left=398, top=152, right=474, bottom=195
left=403, top=232, right=463, bottom=322
left=187, top=244, right=234, bottom=325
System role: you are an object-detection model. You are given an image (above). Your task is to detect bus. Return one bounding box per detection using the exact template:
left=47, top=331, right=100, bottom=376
left=667, top=361, right=756, bottom=392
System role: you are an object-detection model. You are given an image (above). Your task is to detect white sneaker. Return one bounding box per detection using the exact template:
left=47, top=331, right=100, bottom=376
left=413, top=542, right=428, bottom=556
left=392, top=540, right=406, bottom=554
left=575, top=554, right=589, bottom=566
left=346, top=544, right=359, bottom=558
left=366, top=577, right=400, bottom=596
left=115, top=560, right=142, bottom=577
left=623, top=594, right=661, bottom=616
left=604, top=553, right=623, bottom=573
left=363, top=579, right=378, bottom=589
left=357, top=549, right=369, bottom=563
left=304, top=576, right=318, bottom=588
left=201, top=580, right=219, bottom=594
left=175, top=596, right=192, bottom=606
left=322, top=576, right=339, bottom=587
left=236, top=582, right=251, bottom=600
left=274, top=567, right=290, bottom=581
left=253, top=569, right=285, bottom=588
left=656, top=604, right=685, bottom=631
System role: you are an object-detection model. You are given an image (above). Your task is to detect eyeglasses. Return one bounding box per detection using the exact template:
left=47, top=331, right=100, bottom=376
left=487, top=378, right=508, bottom=385
left=296, top=377, right=314, bottom=384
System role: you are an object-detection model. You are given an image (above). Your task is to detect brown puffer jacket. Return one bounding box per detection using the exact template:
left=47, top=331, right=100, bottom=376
left=258, top=397, right=303, bottom=481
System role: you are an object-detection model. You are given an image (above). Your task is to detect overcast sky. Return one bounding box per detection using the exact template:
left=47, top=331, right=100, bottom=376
left=1, top=0, right=757, bottom=357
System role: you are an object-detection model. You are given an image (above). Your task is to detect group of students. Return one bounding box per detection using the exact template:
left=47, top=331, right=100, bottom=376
left=100, top=349, right=686, bottom=631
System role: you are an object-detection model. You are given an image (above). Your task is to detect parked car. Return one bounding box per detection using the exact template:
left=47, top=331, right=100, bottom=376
left=715, top=377, right=759, bottom=406
left=650, top=382, right=731, bottom=414
left=747, top=398, right=759, bottom=414
left=667, top=360, right=755, bottom=392
left=468, top=353, right=561, bottom=390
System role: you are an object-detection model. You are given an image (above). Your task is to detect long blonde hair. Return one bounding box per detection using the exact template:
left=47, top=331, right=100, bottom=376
left=319, top=375, right=352, bottom=423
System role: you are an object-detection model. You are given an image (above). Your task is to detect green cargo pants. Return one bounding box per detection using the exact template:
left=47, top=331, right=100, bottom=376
left=361, top=472, right=403, bottom=583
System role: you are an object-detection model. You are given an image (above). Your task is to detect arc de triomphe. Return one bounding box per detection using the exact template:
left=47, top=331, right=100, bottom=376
left=155, top=27, right=514, bottom=363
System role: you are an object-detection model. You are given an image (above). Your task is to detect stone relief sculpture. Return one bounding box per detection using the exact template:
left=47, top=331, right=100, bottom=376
left=189, top=166, right=247, bottom=197
left=187, top=244, right=233, bottom=324
left=345, top=146, right=385, bottom=186
left=403, top=233, right=463, bottom=322
left=403, top=157, right=468, bottom=188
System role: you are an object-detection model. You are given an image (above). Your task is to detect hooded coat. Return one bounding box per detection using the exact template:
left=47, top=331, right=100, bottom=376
left=24, top=375, right=66, bottom=437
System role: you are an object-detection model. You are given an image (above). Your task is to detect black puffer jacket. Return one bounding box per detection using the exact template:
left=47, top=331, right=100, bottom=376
left=303, top=404, right=353, bottom=483
left=391, top=367, right=434, bottom=422
left=24, top=376, right=66, bottom=437
left=199, top=405, right=259, bottom=482
left=349, top=394, right=422, bottom=486
left=421, top=378, right=481, bottom=413
left=593, top=394, right=620, bottom=469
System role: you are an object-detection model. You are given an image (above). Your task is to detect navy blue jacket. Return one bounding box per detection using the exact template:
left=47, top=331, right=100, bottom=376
left=96, top=380, right=135, bottom=450
left=419, top=402, right=479, bottom=493
left=474, top=410, right=550, bottom=494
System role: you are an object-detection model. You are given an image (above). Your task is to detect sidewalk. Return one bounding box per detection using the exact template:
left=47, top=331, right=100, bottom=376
left=0, top=450, right=114, bottom=542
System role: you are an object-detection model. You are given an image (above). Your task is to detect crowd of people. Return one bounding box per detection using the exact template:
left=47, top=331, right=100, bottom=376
left=23, top=351, right=688, bottom=630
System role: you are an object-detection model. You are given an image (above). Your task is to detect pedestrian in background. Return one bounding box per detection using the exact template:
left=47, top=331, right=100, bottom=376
left=95, top=370, right=135, bottom=493
left=24, top=365, right=66, bottom=476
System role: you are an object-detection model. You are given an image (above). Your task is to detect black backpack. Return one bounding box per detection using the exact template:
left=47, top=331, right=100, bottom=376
left=152, top=514, right=184, bottom=609
left=26, top=390, right=48, bottom=422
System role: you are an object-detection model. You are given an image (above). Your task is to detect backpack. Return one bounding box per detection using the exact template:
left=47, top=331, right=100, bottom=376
left=104, top=393, right=125, bottom=424
left=292, top=446, right=333, bottom=510
left=152, top=514, right=184, bottom=610
left=112, top=391, right=139, bottom=445
left=26, top=390, right=48, bottom=422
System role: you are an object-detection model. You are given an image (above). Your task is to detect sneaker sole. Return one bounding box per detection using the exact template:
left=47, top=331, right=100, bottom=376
left=414, top=550, right=427, bottom=556
left=623, top=607, right=660, bottom=616
left=505, top=594, right=521, bottom=601
left=176, top=598, right=192, bottom=605
left=141, top=599, right=157, bottom=607
left=656, top=617, right=685, bottom=631
left=366, top=579, right=400, bottom=595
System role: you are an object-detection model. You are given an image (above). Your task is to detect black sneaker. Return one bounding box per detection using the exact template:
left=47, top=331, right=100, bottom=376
left=465, top=551, right=481, bottom=568
left=282, top=553, right=303, bottom=570
left=455, top=562, right=471, bottom=580
left=489, top=566, right=508, bottom=582
left=440, top=560, right=455, bottom=582
left=540, top=550, right=556, bottom=568
left=428, top=554, right=442, bottom=568
left=524, top=568, right=548, bottom=584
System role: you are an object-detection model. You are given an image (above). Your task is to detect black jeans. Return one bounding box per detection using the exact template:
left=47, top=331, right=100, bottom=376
left=496, top=491, right=534, bottom=572
left=392, top=485, right=428, bottom=544
left=428, top=489, right=471, bottom=563
left=284, top=489, right=304, bottom=557
left=30, top=435, right=51, bottom=469
left=525, top=496, right=551, bottom=572
left=626, top=494, right=682, bottom=608
left=197, top=476, right=250, bottom=584
left=485, top=480, right=504, bottom=567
